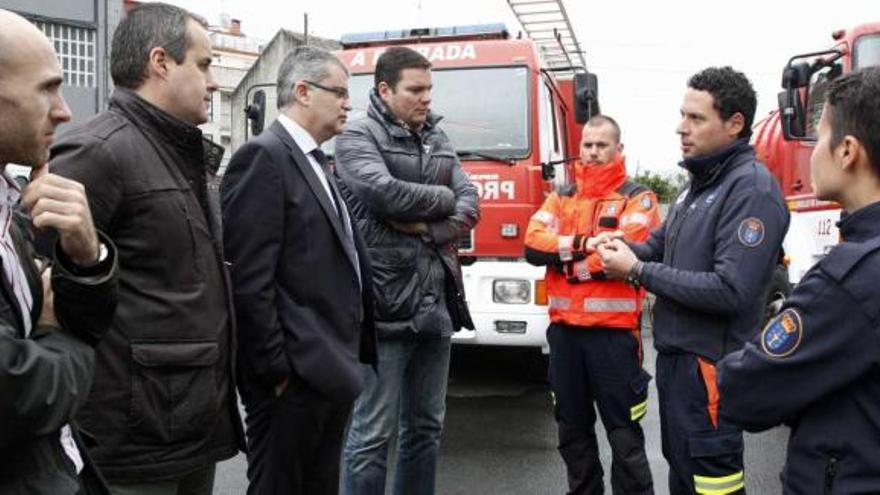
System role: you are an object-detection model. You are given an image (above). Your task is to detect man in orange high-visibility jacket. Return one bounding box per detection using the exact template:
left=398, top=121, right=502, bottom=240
left=525, top=115, right=660, bottom=495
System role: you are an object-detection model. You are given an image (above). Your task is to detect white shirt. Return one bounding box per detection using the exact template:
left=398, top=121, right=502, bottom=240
left=276, top=115, right=361, bottom=287
left=277, top=114, right=339, bottom=211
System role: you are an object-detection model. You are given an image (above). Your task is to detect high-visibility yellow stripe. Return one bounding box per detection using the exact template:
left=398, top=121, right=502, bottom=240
left=694, top=471, right=744, bottom=495
left=630, top=400, right=648, bottom=421
left=694, top=471, right=744, bottom=485
left=694, top=481, right=744, bottom=495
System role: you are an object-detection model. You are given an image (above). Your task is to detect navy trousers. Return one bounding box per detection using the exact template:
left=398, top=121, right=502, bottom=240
left=547, top=324, right=654, bottom=495
left=656, top=353, right=745, bottom=495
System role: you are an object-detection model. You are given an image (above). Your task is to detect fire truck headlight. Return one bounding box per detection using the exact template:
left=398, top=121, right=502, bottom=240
left=493, top=279, right=530, bottom=304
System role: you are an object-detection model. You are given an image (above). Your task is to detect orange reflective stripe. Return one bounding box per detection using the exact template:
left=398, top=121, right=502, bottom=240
left=698, top=357, right=720, bottom=429
left=558, top=235, right=575, bottom=261
left=584, top=298, right=638, bottom=312
left=548, top=296, right=571, bottom=310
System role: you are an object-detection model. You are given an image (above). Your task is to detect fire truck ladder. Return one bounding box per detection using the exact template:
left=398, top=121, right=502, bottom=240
left=507, top=0, right=586, bottom=73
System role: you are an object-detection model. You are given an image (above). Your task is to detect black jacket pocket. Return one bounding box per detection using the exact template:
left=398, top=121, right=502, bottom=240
left=370, top=247, right=420, bottom=322
left=129, top=341, right=219, bottom=444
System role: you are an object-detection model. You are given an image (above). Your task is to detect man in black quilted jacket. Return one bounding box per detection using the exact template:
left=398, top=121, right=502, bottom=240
left=336, top=46, right=480, bottom=495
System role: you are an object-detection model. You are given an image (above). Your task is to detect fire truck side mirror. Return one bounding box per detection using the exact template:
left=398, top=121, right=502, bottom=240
left=778, top=89, right=807, bottom=140
left=574, top=72, right=600, bottom=124
left=778, top=62, right=812, bottom=140
left=782, top=63, right=811, bottom=90
left=246, top=90, right=266, bottom=137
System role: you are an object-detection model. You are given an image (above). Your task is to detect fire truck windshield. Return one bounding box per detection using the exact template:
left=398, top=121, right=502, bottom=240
left=345, top=66, right=530, bottom=158
left=855, top=34, right=880, bottom=69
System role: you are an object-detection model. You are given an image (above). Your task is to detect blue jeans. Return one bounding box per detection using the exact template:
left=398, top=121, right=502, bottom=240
left=343, top=333, right=452, bottom=495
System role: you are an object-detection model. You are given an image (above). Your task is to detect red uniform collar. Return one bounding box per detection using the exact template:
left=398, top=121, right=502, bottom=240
left=574, top=155, right=628, bottom=198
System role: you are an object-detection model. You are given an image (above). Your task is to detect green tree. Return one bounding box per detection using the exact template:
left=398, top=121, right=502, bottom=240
left=631, top=170, right=687, bottom=204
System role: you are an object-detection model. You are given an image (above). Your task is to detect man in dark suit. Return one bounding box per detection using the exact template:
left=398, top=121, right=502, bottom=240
left=221, top=45, right=377, bottom=495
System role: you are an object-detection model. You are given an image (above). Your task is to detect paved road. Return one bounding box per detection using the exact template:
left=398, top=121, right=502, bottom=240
left=216, top=332, right=789, bottom=494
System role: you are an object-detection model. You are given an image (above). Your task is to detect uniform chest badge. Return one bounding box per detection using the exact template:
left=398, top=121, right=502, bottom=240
left=737, top=217, right=765, bottom=247
left=761, top=308, right=803, bottom=358
left=640, top=196, right=652, bottom=209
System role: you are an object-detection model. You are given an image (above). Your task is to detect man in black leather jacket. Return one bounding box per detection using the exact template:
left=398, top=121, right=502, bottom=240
left=48, top=4, right=242, bottom=493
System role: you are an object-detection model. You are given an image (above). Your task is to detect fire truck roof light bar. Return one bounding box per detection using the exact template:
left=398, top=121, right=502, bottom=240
left=340, top=23, right=509, bottom=47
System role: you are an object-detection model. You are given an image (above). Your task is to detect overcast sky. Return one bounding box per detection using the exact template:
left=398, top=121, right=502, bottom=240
left=157, top=0, right=870, bottom=175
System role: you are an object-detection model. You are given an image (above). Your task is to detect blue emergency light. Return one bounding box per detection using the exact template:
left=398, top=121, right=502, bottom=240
left=340, top=23, right=509, bottom=47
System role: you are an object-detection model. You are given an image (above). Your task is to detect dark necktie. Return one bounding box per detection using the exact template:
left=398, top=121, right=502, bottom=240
left=310, top=149, right=362, bottom=289
left=310, top=149, right=344, bottom=222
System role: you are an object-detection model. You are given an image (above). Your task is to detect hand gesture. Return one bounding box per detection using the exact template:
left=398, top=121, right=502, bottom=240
left=22, top=164, right=99, bottom=267
left=585, top=230, right=625, bottom=253
left=597, top=238, right=638, bottom=279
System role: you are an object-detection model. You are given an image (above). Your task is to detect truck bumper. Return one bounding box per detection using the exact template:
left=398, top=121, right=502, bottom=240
left=453, top=260, right=550, bottom=352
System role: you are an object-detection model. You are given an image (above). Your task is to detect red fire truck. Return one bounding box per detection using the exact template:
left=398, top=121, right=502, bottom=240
left=328, top=22, right=598, bottom=352
left=752, top=22, right=880, bottom=296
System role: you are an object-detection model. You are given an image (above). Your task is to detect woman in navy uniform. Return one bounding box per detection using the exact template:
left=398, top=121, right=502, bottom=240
left=718, top=67, right=880, bottom=494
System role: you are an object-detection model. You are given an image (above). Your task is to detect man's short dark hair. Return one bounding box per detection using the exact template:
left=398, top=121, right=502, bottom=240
left=687, top=66, right=757, bottom=139
left=825, top=67, right=880, bottom=176
left=585, top=114, right=622, bottom=142
left=374, top=47, right=431, bottom=90
left=110, top=2, right=206, bottom=89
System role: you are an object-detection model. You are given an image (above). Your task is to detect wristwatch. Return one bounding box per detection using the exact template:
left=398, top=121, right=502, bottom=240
left=95, top=242, right=109, bottom=264
left=625, top=261, right=644, bottom=289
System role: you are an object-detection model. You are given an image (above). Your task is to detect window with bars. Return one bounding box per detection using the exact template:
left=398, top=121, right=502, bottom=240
left=33, top=20, right=96, bottom=88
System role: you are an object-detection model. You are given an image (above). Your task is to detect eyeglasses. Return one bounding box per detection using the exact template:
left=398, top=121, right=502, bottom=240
left=303, top=80, right=350, bottom=100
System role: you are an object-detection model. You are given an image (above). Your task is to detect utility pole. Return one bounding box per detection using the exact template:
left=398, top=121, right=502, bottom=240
left=304, top=13, right=309, bottom=45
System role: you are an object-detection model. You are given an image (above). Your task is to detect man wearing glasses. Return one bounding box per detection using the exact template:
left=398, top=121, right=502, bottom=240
left=221, top=46, right=377, bottom=494
left=335, top=46, right=480, bottom=495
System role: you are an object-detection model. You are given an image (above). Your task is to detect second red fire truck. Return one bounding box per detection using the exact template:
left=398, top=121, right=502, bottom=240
left=752, top=22, right=880, bottom=310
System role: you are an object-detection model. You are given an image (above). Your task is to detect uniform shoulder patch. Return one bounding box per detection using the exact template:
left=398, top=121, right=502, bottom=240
left=737, top=217, right=765, bottom=247
left=761, top=308, right=803, bottom=358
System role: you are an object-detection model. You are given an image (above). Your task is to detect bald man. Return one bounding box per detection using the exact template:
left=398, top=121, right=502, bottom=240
left=0, top=10, right=118, bottom=495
